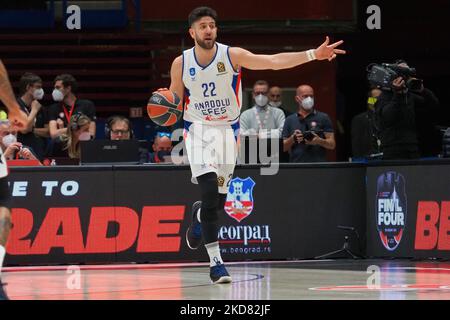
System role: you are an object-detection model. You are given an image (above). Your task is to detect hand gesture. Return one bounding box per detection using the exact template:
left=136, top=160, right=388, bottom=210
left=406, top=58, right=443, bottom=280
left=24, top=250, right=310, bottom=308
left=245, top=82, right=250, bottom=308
left=314, top=36, right=346, bottom=61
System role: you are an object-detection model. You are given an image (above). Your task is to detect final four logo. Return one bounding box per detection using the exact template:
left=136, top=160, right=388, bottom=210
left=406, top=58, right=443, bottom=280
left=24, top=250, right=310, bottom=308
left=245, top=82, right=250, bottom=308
left=224, top=177, right=255, bottom=222
left=376, top=171, right=407, bottom=251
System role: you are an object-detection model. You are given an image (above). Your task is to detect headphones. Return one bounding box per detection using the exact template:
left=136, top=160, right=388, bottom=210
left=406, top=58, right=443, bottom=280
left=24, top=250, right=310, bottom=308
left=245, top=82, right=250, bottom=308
left=105, top=115, right=134, bottom=139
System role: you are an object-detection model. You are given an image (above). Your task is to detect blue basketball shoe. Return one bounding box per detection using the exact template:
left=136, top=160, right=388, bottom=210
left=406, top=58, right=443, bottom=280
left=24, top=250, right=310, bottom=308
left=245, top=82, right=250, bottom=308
left=210, top=260, right=232, bottom=284
left=186, top=201, right=203, bottom=250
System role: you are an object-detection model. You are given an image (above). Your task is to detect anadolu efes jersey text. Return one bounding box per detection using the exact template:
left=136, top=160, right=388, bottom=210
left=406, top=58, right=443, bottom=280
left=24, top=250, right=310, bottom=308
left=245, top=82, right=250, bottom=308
left=182, top=42, right=242, bottom=125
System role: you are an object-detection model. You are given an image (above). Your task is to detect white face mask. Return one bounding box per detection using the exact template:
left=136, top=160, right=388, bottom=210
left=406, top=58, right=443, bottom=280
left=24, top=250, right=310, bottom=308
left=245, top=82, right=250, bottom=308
left=33, top=88, right=44, bottom=100
left=78, top=132, right=91, bottom=141
left=255, top=94, right=269, bottom=107
left=2, top=133, right=17, bottom=147
left=301, top=97, right=314, bottom=110
left=52, top=89, right=64, bottom=102
left=269, top=101, right=282, bottom=108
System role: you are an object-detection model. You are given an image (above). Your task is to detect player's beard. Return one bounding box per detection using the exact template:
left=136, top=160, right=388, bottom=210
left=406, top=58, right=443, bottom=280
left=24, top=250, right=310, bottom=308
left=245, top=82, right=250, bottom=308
left=196, top=35, right=216, bottom=50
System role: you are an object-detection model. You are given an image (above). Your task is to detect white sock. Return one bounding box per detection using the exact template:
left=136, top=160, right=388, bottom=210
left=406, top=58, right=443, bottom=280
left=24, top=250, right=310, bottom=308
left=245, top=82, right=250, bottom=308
left=0, top=245, right=5, bottom=277
left=205, top=241, right=224, bottom=267
left=196, top=208, right=201, bottom=223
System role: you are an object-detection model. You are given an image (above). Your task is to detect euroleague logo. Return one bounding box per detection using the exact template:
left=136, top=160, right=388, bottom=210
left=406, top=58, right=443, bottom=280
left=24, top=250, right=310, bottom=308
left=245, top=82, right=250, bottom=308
left=376, top=171, right=407, bottom=251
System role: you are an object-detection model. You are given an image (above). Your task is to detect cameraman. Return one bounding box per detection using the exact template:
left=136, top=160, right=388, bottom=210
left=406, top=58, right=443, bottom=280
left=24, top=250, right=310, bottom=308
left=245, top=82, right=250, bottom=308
left=400, top=61, right=441, bottom=157
left=282, top=84, right=335, bottom=162
left=375, top=62, right=422, bottom=160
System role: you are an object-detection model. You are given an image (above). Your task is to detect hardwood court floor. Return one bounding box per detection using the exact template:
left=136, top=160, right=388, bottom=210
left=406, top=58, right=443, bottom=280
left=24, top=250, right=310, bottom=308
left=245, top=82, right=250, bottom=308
left=2, top=259, right=450, bottom=300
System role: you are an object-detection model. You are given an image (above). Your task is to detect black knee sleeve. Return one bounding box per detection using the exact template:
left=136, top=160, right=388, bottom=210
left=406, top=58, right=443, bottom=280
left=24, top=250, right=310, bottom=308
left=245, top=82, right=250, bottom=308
left=218, top=193, right=227, bottom=212
left=197, top=172, right=219, bottom=223
left=0, top=178, right=11, bottom=209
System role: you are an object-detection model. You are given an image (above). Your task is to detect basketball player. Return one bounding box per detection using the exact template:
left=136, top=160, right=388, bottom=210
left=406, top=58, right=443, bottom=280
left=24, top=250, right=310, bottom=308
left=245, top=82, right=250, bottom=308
left=168, top=6, right=345, bottom=284
left=0, top=60, right=27, bottom=299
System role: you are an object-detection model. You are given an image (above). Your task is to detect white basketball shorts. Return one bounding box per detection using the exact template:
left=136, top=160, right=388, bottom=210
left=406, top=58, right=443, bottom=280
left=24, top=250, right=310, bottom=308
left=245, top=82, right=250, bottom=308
left=183, top=121, right=240, bottom=194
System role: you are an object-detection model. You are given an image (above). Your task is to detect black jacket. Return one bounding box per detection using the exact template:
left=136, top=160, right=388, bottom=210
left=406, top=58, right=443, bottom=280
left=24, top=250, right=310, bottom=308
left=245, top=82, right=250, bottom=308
left=410, top=88, right=440, bottom=156
left=375, top=90, right=418, bottom=151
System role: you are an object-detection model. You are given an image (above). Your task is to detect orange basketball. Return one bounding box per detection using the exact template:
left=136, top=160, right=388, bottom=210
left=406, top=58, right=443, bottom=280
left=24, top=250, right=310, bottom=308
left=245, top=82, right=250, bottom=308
left=147, top=89, right=183, bottom=126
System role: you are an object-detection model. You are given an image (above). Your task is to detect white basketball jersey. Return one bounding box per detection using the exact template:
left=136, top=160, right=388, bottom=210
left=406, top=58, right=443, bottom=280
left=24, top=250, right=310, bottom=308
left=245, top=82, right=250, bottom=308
left=0, top=148, right=8, bottom=178
left=182, top=42, right=242, bottom=125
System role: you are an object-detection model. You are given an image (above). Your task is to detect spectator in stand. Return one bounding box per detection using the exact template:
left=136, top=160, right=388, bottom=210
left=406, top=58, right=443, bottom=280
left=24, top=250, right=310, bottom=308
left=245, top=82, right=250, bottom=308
left=0, top=119, right=40, bottom=162
left=16, top=72, right=49, bottom=161
left=351, top=87, right=383, bottom=160
left=240, top=80, right=285, bottom=138
left=268, top=86, right=291, bottom=117
left=282, top=84, right=335, bottom=162
left=105, top=115, right=133, bottom=141
left=48, top=74, right=96, bottom=140
left=49, top=112, right=92, bottom=159
left=147, top=132, right=174, bottom=163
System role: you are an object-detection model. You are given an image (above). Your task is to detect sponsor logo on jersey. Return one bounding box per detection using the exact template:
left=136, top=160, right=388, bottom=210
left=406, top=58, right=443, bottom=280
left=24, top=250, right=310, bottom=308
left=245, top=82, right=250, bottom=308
left=217, top=62, right=226, bottom=73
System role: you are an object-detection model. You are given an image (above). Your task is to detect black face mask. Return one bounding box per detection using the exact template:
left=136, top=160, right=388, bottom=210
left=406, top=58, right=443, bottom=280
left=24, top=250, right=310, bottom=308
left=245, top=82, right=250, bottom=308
left=157, top=150, right=171, bottom=161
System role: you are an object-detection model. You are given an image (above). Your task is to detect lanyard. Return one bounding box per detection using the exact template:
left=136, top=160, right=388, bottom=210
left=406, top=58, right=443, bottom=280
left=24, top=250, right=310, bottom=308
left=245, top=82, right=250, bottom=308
left=254, top=107, right=270, bottom=132
left=62, top=100, right=76, bottom=123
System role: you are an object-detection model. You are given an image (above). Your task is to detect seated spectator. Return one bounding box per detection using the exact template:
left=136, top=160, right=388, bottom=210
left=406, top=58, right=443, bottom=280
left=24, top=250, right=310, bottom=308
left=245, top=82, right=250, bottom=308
left=268, top=86, right=291, bottom=117
left=240, top=80, right=285, bottom=138
left=49, top=113, right=92, bottom=159
left=48, top=74, right=96, bottom=140
left=282, top=84, right=335, bottom=162
left=0, top=119, right=40, bottom=162
left=16, top=72, right=49, bottom=161
left=105, top=115, right=133, bottom=140
left=147, top=132, right=173, bottom=163
left=104, top=115, right=156, bottom=164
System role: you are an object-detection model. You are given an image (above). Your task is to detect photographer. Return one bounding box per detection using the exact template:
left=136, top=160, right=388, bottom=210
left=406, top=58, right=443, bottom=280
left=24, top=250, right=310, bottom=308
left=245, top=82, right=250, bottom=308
left=370, top=61, right=429, bottom=160
left=282, top=84, right=335, bottom=162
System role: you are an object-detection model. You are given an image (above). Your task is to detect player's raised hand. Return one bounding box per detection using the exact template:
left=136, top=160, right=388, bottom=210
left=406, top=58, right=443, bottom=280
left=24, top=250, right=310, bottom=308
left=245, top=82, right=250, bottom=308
left=314, top=36, right=346, bottom=61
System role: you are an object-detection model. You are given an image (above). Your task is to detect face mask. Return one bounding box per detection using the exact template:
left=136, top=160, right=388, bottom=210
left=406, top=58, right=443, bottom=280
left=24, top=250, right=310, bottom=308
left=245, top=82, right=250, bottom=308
left=269, top=101, right=282, bottom=108
left=367, top=97, right=377, bottom=111
left=52, top=89, right=64, bottom=102
left=301, top=97, right=314, bottom=110
left=255, top=94, right=269, bottom=107
left=157, top=150, right=172, bottom=160
left=2, top=133, right=17, bottom=147
left=78, top=132, right=91, bottom=141
left=33, top=88, right=44, bottom=100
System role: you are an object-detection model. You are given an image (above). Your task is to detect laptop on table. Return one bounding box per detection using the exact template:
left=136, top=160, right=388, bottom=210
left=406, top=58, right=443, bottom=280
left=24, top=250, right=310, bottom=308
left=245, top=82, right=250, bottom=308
left=79, top=140, right=140, bottom=165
